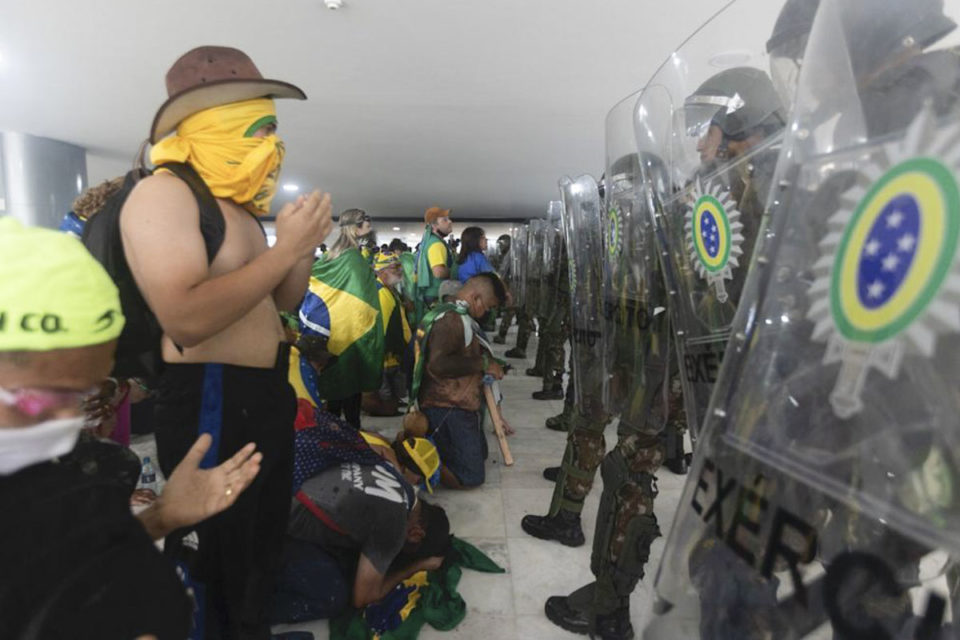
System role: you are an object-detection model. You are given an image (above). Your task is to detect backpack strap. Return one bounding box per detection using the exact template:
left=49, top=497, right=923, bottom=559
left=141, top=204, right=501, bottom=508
left=156, top=162, right=226, bottom=264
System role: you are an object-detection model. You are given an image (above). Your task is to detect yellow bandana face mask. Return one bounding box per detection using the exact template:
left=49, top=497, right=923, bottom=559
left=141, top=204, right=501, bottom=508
left=150, top=97, right=285, bottom=215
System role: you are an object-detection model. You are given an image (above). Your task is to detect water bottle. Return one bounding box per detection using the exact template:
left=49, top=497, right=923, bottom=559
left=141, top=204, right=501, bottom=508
left=140, top=456, right=157, bottom=492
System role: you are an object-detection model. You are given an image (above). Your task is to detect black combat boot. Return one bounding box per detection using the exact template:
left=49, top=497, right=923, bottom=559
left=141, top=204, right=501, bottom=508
left=493, top=334, right=506, bottom=344
left=532, top=385, right=564, bottom=400
left=525, top=366, right=545, bottom=377
left=504, top=347, right=526, bottom=359
left=544, top=596, right=590, bottom=635
left=544, top=597, right=634, bottom=640
left=521, top=509, right=585, bottom=547
left=542, top=466, right=560, bottom=482
left=545, top=407, right=572, bottom=431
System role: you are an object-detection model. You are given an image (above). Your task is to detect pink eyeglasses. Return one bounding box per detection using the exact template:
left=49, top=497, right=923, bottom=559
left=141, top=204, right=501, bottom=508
left=0, top=386, right=97, bottom=417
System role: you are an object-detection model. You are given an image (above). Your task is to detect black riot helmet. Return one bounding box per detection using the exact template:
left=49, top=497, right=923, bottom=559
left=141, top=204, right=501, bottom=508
left=684, top=67, right=787, bottom=143
left=766, top=0, right=821, bottom=108
left=840, top=0, right=956, bottom=81
left=496, top=234, right=511, bottom=254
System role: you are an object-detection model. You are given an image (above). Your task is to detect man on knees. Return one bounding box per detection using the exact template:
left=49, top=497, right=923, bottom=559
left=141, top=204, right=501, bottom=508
left=414, top=274, right=507, bottom=489
left=121, top=46, right=331, bottom=638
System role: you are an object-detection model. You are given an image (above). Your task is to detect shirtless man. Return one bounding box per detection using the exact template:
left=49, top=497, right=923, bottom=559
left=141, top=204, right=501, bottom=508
left=121, top=46, right=332, bottom=639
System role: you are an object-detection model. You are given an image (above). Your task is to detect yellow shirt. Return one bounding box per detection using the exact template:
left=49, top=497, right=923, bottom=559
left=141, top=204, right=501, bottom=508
left=427, top=241, right=448, bottom=269
left=378, top=279, right=412, bottom=368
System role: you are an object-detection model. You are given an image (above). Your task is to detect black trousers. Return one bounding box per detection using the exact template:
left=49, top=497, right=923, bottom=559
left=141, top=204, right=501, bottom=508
left=154, top=345, right=296, bottom=640
left=326, top=392, right=362, bottom=430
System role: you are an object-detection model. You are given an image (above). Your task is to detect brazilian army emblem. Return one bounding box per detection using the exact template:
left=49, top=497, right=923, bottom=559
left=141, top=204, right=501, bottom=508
left=607, top=206, right=623, bottom=259
left=685, top=180, right=744, bottom=302
left=808, top=109, right=960, bottom=419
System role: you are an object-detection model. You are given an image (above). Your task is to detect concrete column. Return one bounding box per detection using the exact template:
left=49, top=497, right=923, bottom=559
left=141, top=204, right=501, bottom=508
left=1, top=131, right=87, bottom=229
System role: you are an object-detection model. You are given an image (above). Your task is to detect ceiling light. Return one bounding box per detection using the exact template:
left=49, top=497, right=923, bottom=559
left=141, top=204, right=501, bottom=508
left=708, top=50, right=753, bottom=68
left=392, top=226, right=400, bottom=231
left=325, top=0, right=344, bottom=9
left=282, top=183, right=299, bottom=192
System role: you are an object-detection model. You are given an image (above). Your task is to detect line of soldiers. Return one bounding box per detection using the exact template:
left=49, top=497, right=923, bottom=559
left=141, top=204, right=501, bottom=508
left=497, top=0, right=960, bottom=637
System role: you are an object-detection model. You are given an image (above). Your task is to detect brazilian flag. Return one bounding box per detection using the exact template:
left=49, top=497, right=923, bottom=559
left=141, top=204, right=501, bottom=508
left=300, top=247, right=384, bottom=400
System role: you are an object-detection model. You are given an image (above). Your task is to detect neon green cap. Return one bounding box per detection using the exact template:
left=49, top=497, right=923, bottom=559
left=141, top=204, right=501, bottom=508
left=0, top=217, right=124, bottom=351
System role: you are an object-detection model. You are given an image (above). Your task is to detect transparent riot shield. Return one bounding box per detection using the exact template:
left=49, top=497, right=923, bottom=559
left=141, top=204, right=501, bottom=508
left=639, top=0, right=789, bottom=452
left=645, top=0, right=960, bottom=637
left=524, top=218, right=545, bottom=318
left=603, top=91, right=673, bottom=430
left=559, top=175, right=608, bottom=418
left=538, top=201, right=564, bottom=318
left=509, top=223, right=528, bottom=307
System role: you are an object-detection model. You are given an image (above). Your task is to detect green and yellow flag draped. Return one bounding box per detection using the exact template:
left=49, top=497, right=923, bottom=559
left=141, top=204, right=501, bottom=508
left=299, top=248, right=384, bottom=400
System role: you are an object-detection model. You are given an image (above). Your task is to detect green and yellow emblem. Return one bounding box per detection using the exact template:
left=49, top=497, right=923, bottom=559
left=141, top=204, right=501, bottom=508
left=685, top=180, right=745, bottom=303
left=808, top=109, right=960, bottom=418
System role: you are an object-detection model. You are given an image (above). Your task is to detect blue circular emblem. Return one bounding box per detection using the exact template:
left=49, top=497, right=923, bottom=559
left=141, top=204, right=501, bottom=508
left=699, top=210, right=721, bottom=259
left=856, top=194, right=920, bottom=310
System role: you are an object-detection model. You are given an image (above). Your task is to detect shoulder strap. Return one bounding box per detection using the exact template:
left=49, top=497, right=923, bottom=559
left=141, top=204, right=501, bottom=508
left=157, top=162, right=226, bottom=264
left=408, top=302, right=468, bottom=407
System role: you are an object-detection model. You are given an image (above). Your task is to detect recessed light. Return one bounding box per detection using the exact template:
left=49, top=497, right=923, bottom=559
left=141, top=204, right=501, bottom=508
left=708, top=50, right=753, bottom=68
left=282, top=183, right=299, bottom=192
left=392, top=226, right=400, bottom=231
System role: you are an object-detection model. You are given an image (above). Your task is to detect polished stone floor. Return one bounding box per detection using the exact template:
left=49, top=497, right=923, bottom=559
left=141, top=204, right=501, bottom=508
left=134, top=327, right=691, bottom=639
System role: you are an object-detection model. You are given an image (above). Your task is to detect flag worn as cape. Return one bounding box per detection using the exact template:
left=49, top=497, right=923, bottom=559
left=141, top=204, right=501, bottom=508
left=300, top=248, right=384, bottom=401
left=330, top=537, right=505, bottom=640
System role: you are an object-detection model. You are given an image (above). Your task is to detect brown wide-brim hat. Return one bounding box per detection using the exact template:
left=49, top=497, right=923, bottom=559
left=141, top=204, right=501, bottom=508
left=150, top=45, right=307, bottom=143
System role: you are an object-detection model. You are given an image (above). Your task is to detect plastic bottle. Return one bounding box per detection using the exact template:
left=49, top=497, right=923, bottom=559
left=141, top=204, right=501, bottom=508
left=140, top=456, right=157, bottom=492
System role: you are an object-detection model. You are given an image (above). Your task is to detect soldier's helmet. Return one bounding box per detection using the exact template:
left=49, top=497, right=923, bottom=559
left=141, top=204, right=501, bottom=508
left=497, top=234, right=511, bottom=254
left=765, top=0, right=820, bottom=108
left=683, top=67, right=787, bottom=145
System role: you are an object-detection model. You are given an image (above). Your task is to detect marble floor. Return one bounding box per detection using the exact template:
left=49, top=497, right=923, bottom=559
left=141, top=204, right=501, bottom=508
left=134, top=327, right=691, bottom=639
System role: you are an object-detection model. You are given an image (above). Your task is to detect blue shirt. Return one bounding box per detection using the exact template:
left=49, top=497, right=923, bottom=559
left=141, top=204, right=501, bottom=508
left=457, top=251, right=494, bottom=283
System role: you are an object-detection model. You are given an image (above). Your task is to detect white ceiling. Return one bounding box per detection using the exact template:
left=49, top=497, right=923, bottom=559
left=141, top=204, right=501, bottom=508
left=0, top=0, right=730, bottom=219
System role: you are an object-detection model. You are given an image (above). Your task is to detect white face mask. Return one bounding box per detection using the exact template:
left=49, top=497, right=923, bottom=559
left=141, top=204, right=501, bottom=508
left=0, top=416, right=85, bottom=475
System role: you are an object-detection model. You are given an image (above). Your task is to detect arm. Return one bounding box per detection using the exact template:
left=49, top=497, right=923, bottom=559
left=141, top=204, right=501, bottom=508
left=428, top=242, right=450, bottom=279
left=121, top=178, right=330, bottom=347
left=273, top=254, right=314, bottom=312
left=352, top=553, right=442, bottom=609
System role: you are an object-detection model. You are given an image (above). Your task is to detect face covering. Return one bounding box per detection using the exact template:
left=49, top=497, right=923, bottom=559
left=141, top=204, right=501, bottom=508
left=150, top=97, right=285, bottom=215
left=0, top=416, right=86, bottom=475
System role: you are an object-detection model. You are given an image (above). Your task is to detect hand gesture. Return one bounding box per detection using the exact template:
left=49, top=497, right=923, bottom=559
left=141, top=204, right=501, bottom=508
left=275, top=190, right=333, bottom=260
left=156, top=434, right=262, bottom=531
left=485, top=360, right=505, bottom=380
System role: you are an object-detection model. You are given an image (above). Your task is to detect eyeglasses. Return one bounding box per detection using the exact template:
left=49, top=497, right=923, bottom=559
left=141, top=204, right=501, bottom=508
left=0, top=386, right=97, bottom=417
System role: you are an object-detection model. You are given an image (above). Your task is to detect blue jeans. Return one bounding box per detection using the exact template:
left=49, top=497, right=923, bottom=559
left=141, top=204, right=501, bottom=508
left=423, top=407, right=487, bottom=487
left=269, top=537, right=349, bottom=623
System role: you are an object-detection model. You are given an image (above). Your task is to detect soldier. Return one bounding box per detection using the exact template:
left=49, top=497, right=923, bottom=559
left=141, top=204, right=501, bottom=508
left=533, top=202, right=569, bottom=400
left=645, top=0, right=960, bottom=638
left=503, top=224, right=535, bottom=359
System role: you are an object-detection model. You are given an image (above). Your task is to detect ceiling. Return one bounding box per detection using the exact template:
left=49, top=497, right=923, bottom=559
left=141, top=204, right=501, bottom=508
left=0, top=0, right=731, bottom=219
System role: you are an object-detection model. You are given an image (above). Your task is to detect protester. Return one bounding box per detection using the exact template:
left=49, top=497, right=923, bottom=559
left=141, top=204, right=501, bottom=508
left=411, top=273, right=508, bottom=489
left=0, top=218, right=263, bottom=640
left=271, top=409, right=449, bottom=622
left=300, top=208, right=383, bottom=429
left=455, top=226, right=495, bottom=283
left=119, top=45, right=332, bottom=638
left=414, top=207, right=455, bottom=321
left=362, top=251, right=412, bottom=417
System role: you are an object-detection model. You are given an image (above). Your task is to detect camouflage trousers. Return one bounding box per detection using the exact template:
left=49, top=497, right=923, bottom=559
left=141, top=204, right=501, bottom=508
left=539, top=306, right=568, bottom=388
left=554, top=413, right=665, bottom=614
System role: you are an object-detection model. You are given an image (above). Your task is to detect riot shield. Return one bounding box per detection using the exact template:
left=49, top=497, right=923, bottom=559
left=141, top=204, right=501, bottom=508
left=509, top=223, right=528, bottom=307
left=538, top=201, right=564, bottom=318
left=638, top=0, right=788, bottom=451
left=603, top=91, right=673, bottom=430
left=644, top=0, right=960, bottom=637
left=524, top=218, right=545, bottom=318
left=559, top=175, right=608, bottom=418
